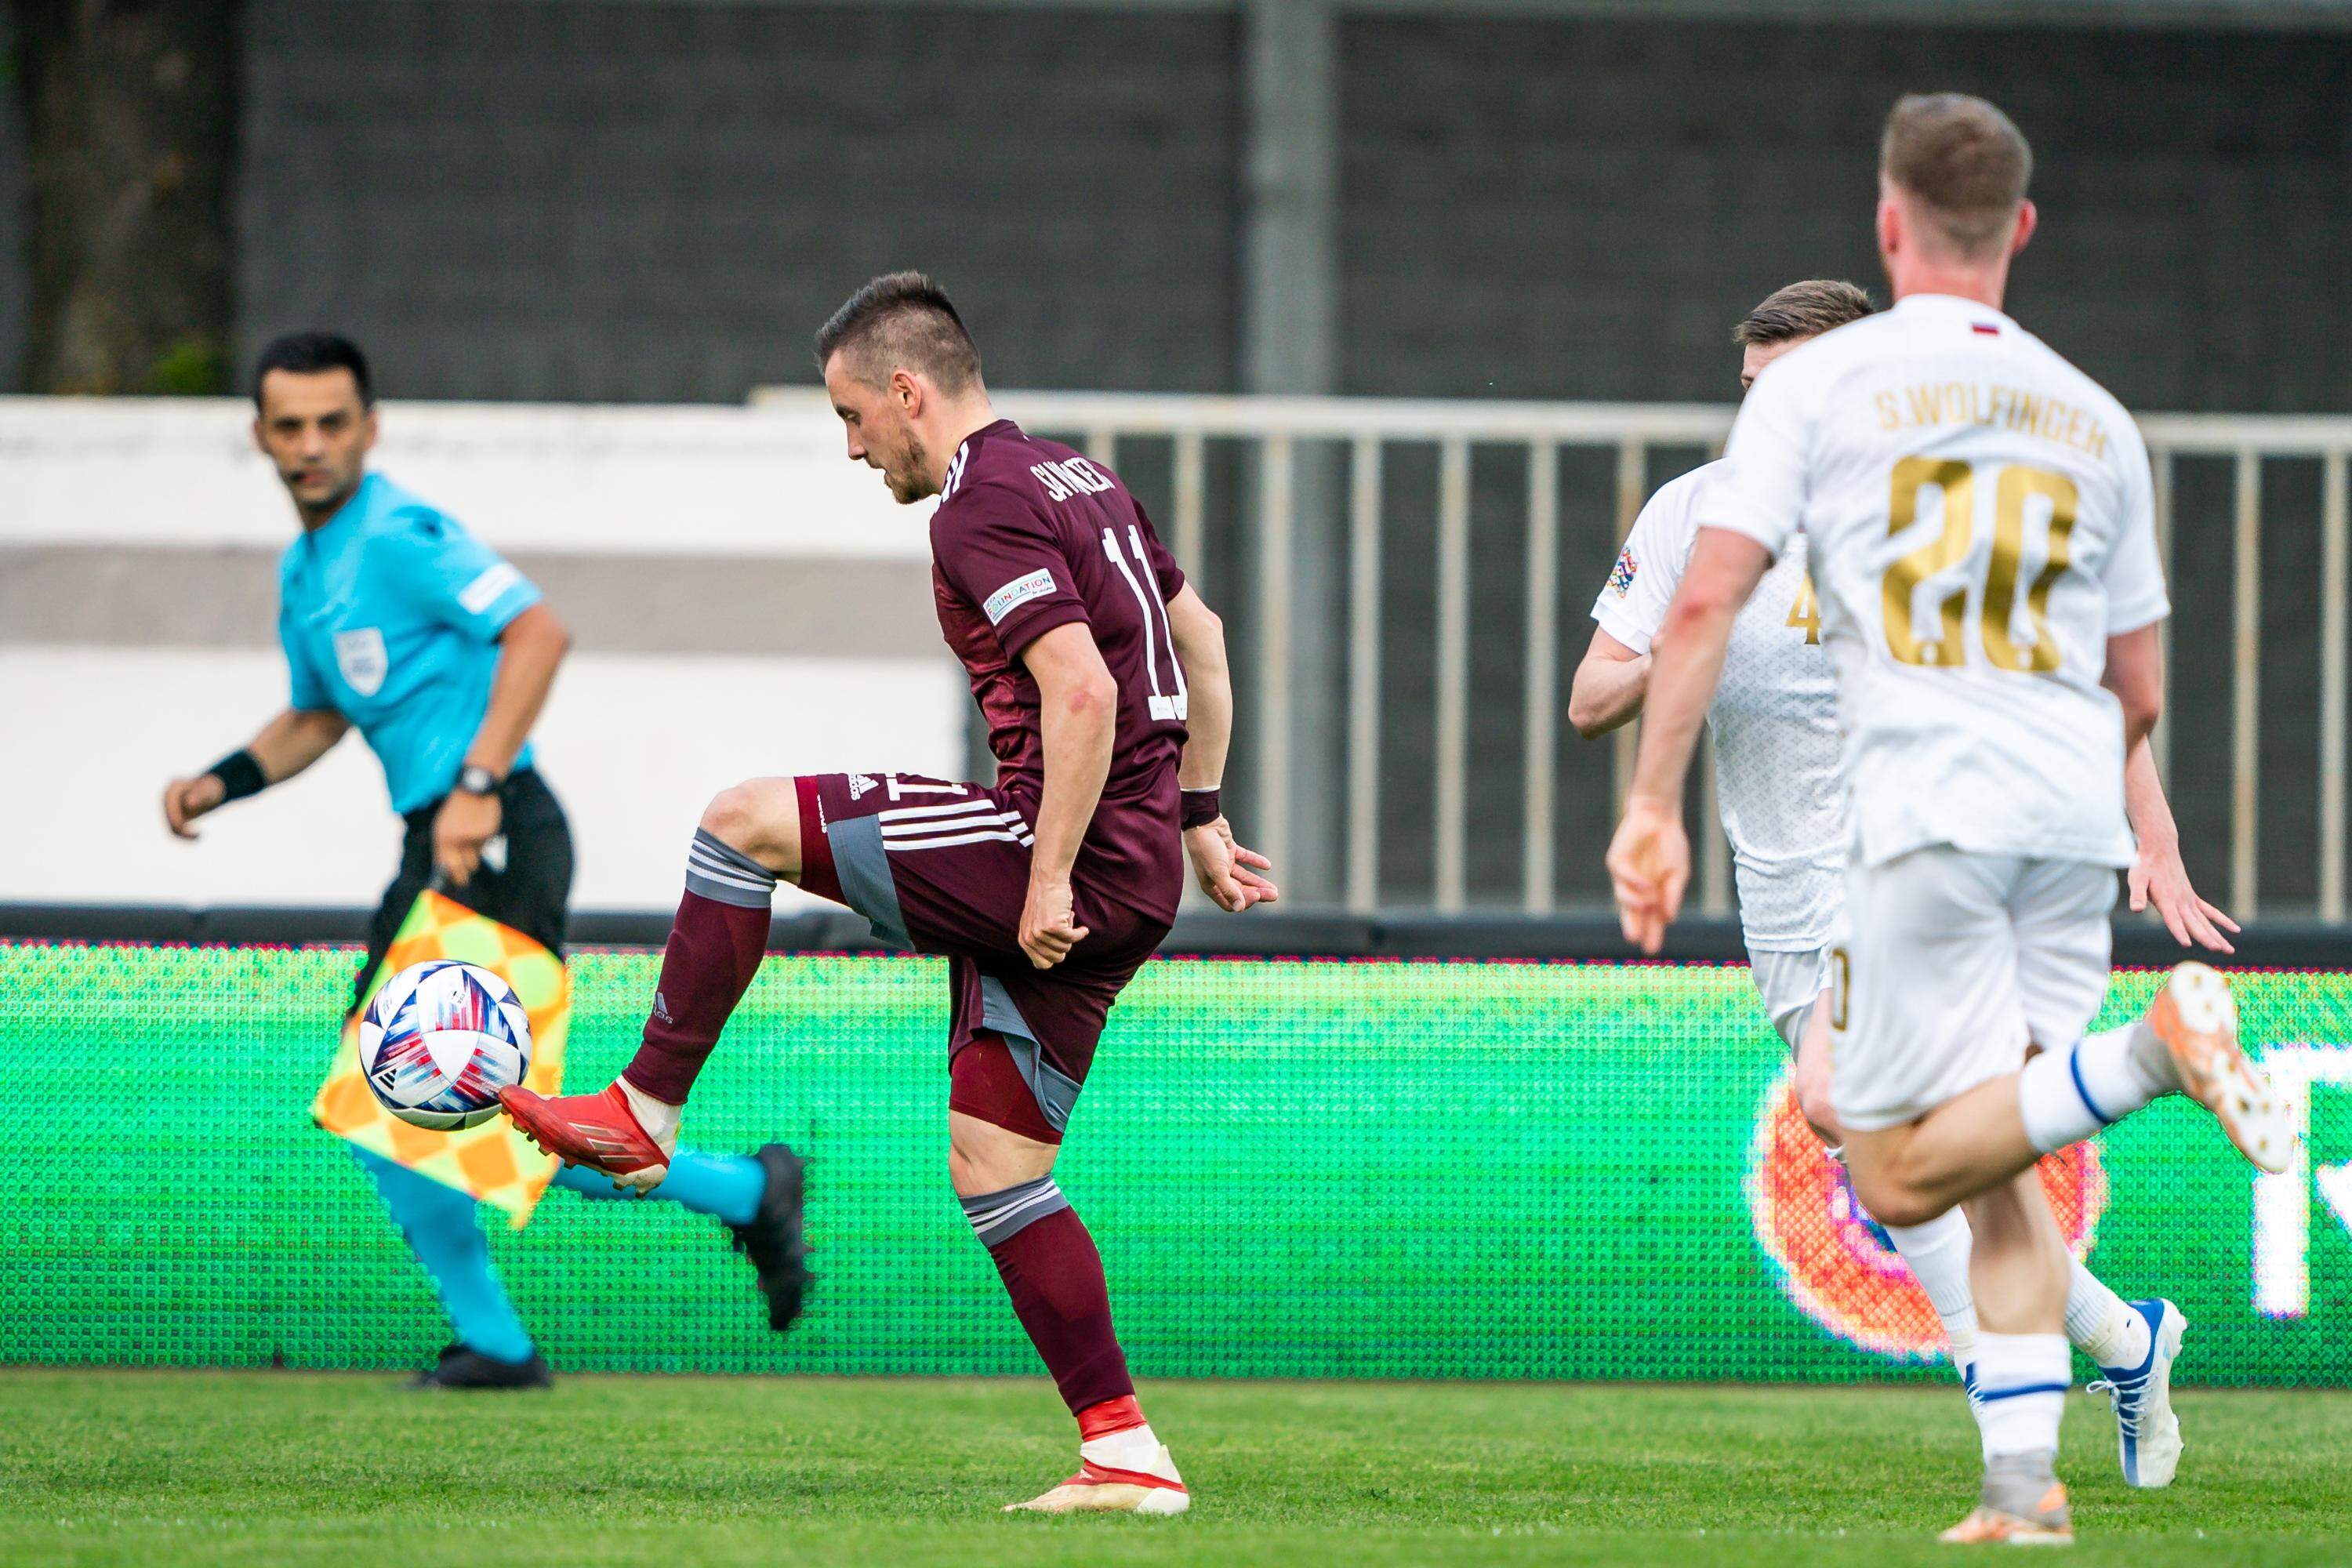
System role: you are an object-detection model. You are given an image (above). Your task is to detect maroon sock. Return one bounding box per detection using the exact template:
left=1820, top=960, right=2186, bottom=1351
left=620, top=881, right=771, bottom=1105
left=964, top=1187, right=1134, bottom=1416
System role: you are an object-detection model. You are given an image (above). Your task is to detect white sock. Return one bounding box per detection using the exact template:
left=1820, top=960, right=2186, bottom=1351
left=616, top=1078, right=681, bottom=1152
left=1971, top=1331, right=2071, bottom=1461
left=1080, top=1421, right=1163, bottom=1471
left=1885, top=1208, right=1980, bottom=1379
left=2017, top=1024, right=2165, bottom=1152
left=2065, top=1263, right=2151, bottom=1370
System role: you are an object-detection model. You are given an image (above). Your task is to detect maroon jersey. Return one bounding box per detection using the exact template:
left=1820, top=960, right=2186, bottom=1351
left=929, top=419, right=1190, bottom=921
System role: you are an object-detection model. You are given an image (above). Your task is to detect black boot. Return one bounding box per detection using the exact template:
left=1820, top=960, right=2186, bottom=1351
left=728, top=1143, right=813, bottom=1332
left=408, top=1343, right=554, bottom=1390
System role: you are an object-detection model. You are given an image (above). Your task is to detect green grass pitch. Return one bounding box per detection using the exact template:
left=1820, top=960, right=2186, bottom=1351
left=5, top=1370, right=2348, bottom=1566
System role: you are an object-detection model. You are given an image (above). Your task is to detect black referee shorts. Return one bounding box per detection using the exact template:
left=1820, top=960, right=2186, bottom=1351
left=354, top=768, right=576, bottom=1013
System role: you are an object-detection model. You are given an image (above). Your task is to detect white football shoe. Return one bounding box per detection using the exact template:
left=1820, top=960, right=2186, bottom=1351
left=1004, top=1443, right=1190, bottom=1515
left=2086, top=1298, right=2187, bottom=1488
left=2145, top=962, right=2296, bottom=1175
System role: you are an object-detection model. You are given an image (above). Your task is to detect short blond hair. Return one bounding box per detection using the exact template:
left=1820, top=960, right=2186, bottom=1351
left=1880, top=93, right=2033, bottom=259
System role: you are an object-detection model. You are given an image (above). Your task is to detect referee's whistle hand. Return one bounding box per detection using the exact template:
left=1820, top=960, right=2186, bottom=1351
left=434, top=790, right=503, bottom=887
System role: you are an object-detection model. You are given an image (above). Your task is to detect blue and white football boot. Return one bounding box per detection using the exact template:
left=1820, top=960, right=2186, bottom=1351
left=2085, top=1298, right=2187, bottom=1487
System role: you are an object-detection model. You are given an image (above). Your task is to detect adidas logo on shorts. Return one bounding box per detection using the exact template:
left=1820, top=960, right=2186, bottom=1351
left=850, top=775, right=879, bottom=800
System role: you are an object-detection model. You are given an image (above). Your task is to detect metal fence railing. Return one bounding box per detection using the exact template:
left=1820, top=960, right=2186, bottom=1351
left=2140, top=416, right=2352, bottom=923
left=753, top=388, right=2352, bottom=923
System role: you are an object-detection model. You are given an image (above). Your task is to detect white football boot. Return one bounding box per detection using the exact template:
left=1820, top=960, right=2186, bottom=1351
left=2087, top=1298, right=2187, bottom=1488
left=2145, top=962, right=2295, bottom=1174
left=1004, top=1439, right=1190, bottom=1515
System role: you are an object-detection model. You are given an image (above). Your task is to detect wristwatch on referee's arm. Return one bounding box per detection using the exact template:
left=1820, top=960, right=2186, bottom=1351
left=455, top=764, right=503, bottom=797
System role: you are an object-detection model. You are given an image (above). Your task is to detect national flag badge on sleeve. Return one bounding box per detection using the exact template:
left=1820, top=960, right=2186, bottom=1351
left=310, top=890, right=572, bottom=1229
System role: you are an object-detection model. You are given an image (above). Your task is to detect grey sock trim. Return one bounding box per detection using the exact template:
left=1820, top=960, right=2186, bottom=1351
left=960, top=1174, right=1069, bottom=1247
left=684, top=828, right=777, bottom=909
left=1980, top=1450, right=2066, bottom=1521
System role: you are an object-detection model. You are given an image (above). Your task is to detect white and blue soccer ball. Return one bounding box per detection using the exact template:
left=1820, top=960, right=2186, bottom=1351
left=358, top=960, right=534, bottom=1131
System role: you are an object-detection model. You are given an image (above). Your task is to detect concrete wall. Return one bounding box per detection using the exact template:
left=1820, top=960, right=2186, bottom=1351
left=236, top=0, right=1243, bottom=403
left=221, top=5, right=2352, bottom=416
left=0, top=3, right=28, bottom=393
left=1338, top=16, right=2352, bottom=412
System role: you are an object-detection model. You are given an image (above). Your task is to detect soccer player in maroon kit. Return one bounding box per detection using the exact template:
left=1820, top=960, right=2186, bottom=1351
left=503, top=272, right=1276, bottom=1513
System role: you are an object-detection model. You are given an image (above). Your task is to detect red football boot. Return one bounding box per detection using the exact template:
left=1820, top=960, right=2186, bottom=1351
left=499, top=1083, right=673, bottom=1192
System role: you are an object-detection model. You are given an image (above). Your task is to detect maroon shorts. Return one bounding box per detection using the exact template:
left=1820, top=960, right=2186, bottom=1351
left=793, top=771, right=1168, bottom=1138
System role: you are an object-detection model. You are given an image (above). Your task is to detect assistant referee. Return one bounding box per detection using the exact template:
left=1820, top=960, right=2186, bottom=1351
left=162, top=331, right=808, bottom=1387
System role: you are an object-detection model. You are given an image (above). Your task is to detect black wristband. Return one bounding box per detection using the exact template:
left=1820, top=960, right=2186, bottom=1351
left=1180, top=786, right=1222, bottom=830
left=205, top=749, right=267, bottom=804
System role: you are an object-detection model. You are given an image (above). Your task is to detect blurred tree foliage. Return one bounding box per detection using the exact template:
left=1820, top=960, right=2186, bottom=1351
left=10, top=0, right=238, bottom=394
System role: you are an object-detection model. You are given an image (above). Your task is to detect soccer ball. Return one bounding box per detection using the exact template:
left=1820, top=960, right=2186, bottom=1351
left=358, top=960, right=534, bottom=1131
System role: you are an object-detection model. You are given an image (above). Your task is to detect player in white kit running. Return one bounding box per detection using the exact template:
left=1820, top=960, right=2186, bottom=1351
left=1606, top=96, right=2296, bottom=1544
left=1572, top=278, right=2238, bottom=1491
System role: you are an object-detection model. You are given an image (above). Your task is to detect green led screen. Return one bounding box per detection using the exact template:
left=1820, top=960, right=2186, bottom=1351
left=3, top=940, right=2348, bottom=1383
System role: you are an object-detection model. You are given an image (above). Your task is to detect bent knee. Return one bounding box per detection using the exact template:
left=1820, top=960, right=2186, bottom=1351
left=946, top=1127, right=1058, bottom=1200
left=700, top=778, right=800, bottom=868
left=1875, top=1195, right=1949, bottom=1229
left=1851, top=1173, right=1947, bottom=1230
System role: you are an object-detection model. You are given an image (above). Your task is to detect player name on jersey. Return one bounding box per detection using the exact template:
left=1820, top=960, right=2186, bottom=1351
left=1872, top=379, right=2113, bottom=461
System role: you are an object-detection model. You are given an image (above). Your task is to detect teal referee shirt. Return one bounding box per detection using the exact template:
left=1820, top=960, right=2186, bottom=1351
left=277, top=472, right=543, bottom=814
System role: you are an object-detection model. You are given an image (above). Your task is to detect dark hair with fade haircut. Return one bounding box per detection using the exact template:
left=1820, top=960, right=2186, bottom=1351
left=252, top=329, right=373, bottom=408
left=1733, top=279, right=1875, bottom=348
left=1880, top=93, right=2034, bottom=259
left=815, top=270, right=982, bottom=394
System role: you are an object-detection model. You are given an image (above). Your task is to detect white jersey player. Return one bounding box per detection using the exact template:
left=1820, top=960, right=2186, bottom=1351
left=1572, top=278, right=2238, bottom=1496
left=1606, top=96, right=2295, bottom=1546
left=1581, top=462, right=1842, bottom=1052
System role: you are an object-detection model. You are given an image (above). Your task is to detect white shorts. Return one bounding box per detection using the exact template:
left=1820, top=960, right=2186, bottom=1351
left=1748, top=944, right=1831, bottom=1052
left=1830, top=846, right=2114, bottom=1133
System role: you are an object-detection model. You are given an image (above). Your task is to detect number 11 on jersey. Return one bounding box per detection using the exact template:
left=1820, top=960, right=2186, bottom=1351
left=1100, top=525, right=1189, bottom=721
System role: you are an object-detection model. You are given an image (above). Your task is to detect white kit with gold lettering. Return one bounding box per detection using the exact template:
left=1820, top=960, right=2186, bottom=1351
left=1693, top=292, right=2171, bottom=1129
left=1592, top=459, right=1845, bottom=1046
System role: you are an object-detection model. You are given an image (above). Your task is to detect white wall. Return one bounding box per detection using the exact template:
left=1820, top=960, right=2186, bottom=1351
left=0, top=397, right=964, bottom=913
left=0, top=394, right=931, bottom=557
left=0, top=647, right=963, bottom=910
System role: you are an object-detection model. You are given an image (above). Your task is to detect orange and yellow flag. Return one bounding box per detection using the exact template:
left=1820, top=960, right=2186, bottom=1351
left=311, top=890, right=572, bottom=1229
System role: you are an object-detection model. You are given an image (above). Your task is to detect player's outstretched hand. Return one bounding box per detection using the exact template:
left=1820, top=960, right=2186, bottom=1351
left=433, top=789, right=503, bottom=887
left=162, top=773, right=226, bottom=840
left=1606, top=795, right=1689, bottom=956
left=1185, top=818, right=1279, bottom=913
left=2129, top=835, right=2239, bottom=955
left=1018, top=874, right=1090, bottom=970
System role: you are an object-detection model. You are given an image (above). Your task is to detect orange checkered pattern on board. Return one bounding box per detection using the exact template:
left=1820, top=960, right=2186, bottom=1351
left=310, top=890, right=572, bottom=1229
